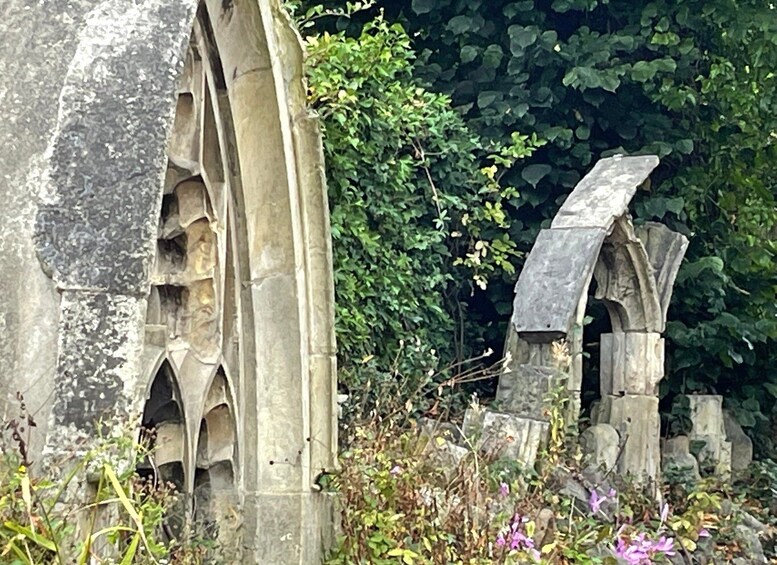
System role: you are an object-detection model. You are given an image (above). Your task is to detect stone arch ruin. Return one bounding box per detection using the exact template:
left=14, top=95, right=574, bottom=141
left=497, top=155, right=689, bottom=481
left=0, top=0, right=337, bottom=562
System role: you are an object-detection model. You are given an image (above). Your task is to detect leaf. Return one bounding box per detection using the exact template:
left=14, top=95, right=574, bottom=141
left=3, top=523, right=55, bottom=552
left=509, top=25, right=539, bottom=49
left=120, top=531, right=141, bottom=565
left=676, top=139, right=694, bottom=154
left=477, top=91, right=501, bottom=108
left=103, top=465, right=157, bottom=564
left=764, top=383, right=777, bottom=398
left=447, top=15, right=472, bottom=34
left=460, top=45, right=478, bottom=64
left=411, top=0, right=435, bottom=14
left=631, top=61, right=658, bottom=82
left=521, top=164, right=552, bottom=186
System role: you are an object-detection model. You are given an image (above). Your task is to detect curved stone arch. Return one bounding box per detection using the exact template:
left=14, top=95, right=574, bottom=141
left=0, top=0, right=337, bottom=562
left=498, top=155, right=689, bottom=481
left=593, top=217, right=663, bottom=333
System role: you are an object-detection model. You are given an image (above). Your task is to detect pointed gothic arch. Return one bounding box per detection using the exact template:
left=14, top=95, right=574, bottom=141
left=0, top=0, right=338, bottom=562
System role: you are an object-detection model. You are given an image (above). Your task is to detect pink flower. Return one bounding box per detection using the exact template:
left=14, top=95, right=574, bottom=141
left=589, top=488, right=610, bottom=514
left=389, top=465, right=402, bottom=475
left=499, top=482, right=510, bottom=497
left=653, top=536, right=675, bottom=555
left=699, top=528, right=711, bottom=538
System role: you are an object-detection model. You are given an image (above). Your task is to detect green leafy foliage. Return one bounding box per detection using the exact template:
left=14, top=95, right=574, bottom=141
left=302, top=16, right=541, bottom=382
left=363, top=0, right=777, bottom=446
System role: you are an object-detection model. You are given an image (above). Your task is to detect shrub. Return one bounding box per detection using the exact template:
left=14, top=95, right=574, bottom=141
left=298, top=11, right=541, bottom=391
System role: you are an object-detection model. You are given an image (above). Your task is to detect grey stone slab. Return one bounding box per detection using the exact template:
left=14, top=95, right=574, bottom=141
left=33, top=0, right=198, bottom=294
left=552, top=155, right=659, bottom=230
left=512, top=227, right=606, bottom=339
left=723, top=410, right=753, bottom=472
left=599, top=332, right=664, bottom=396
left=580, top=423, right=620, bottom=472
left=464, top=408, right=549, bottom=469
left=496, top=364, right=557, bottom=420
left=597, top=394, right=661, bottom=481
left=49, top=290, right=146, bottom=431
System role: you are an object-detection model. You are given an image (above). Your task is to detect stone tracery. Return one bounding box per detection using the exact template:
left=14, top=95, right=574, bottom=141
left=141, top=15, right=240, bottom=546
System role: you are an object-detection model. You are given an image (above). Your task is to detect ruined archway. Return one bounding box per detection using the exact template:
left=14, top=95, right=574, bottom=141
left=0, top=1, right=337, bottom=563
left=497, top=156, right=689, bottom=481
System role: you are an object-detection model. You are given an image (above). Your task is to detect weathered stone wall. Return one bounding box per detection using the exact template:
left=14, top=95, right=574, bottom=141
left=0, top=1, right=337, bottom=563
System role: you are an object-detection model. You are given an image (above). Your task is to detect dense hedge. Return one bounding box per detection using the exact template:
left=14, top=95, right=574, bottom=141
left=297, top=13, right=542, bottom=394
left=293, top=1, right=777, bottom=450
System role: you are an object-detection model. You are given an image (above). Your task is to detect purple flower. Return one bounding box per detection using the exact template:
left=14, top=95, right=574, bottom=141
left=589, top=488, right=610, bottom=514
left=614, top=532, right=676, bottom=564
left=495, top=513, right=540, bottom=562
left=653, top=536, right=676, bottom=555
left=389, top=465, right=402, bottom=475
left=499, top=482, right=510, bottom=497
left=698, top=528, right=710, bottom=538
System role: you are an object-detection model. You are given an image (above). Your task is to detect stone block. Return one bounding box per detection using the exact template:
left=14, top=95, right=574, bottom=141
left=723, top=410, right=753, bottom=472
left=418, top=417, right=462, bottom=443
left=495, top=364, right=557, bottom=420
left=552, top=155, right=659, bottom=230
left=687, top=395, right=732, bottom=478
left=580, top=423, right=620, bottom=472
left=511, top=227, right=607, bottom=340
left=462, top=408, right=549, bottom=470
left=688, top=395, right=725, bottom=437
left=423, top=437, right=470, bottom=480
left=600, top=332, right=664, bottom=396
left=635, top=222, right=689, bottom=321
left=597, top=395, right=660, bottom=480
left=661, top=436, right=700, bottom=484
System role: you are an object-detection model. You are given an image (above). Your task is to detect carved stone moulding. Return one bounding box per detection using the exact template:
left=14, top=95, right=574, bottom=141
left=0, top=1, right=337, bottom=563
left=499, top=155, right=689, bottom=483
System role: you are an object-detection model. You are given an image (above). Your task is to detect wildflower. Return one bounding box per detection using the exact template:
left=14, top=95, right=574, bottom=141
left=653, top=536, right=675, bottom=555
left=389, top=465, right=402, bottom=475
left=499, top=482, right=510, bottom=497
left=699, top=528, right=710, bottom=538
left=589, top=488, right=609, bottom=514
left=495, top=514, right=541, bottom=562
left=613, top=530, right=676, bottom=564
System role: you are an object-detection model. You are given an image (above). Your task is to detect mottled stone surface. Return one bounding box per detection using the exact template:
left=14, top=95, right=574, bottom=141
left=635, top=222, right=690, bottom=321
left=551, top=155, right=659, bottom=229
left=661, top=436, right=701, bottom=484
left=495, top=364, right=558, bottom=420
left=596, top=395, right=661, bottom=480
left=600, top=333, right=664, bottom=396
left=580, top=423, right=620, bottom=472
left=463, top=407, right=549, bottom=469
left=512, top=227, right=606, bottom=340
left=723, top=410, right=753, bottom=472
left=687, top=395, right=732, bottom=479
